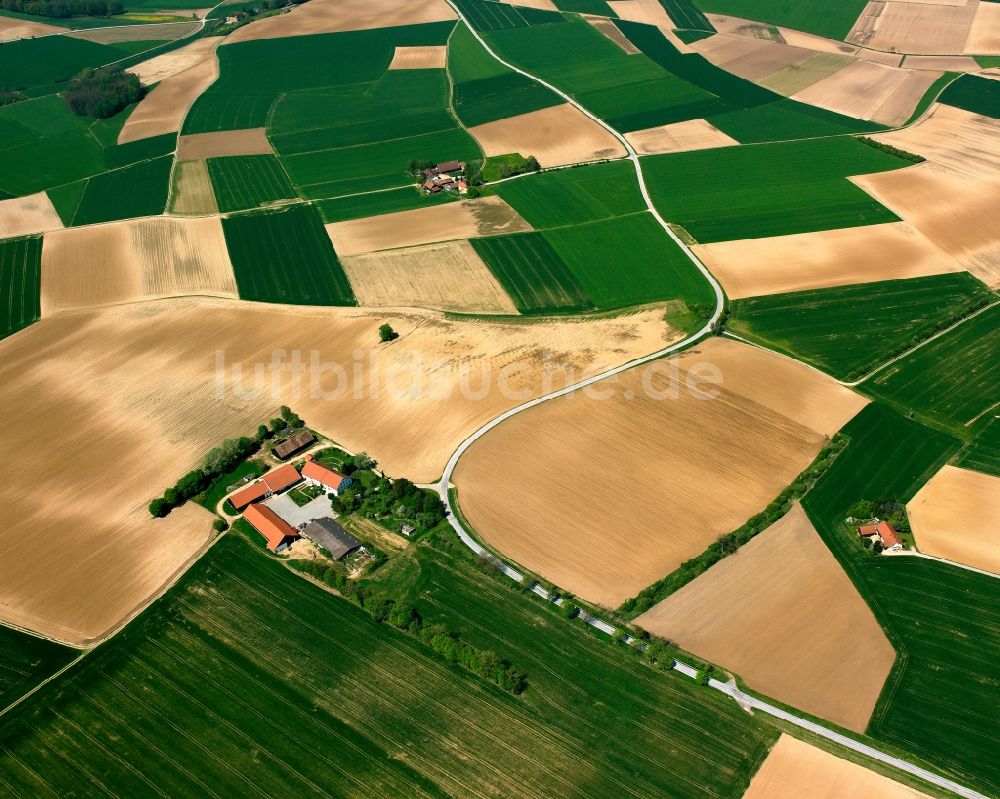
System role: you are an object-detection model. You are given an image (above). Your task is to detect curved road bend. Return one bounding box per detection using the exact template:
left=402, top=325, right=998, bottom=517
left=435, top=8, right=989, bottom=799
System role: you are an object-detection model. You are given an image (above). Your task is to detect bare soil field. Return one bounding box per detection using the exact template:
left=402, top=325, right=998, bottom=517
left=582, top=14, right=639, bottom=54
left=908, top=465, right=1000, bottom=575
left=625, top=118, right=738, bottom=155
left=0, top=192, right=63, bottom=239
left=965, top=0, right=1000, bottom=54
left=119, top=55, right=218, bottom=143
left=903, top=54, right=981, bottom=71
left=453, top=337, right=866, bottom=607
left=692, top=221, right=961, bottom=298
left=128, top=35, right=220, bottom=84
left=176, top=127, right=272, bottom=159
left=467, top=103, right=625, bottom=168
left=499, top=0, right=559, bottom=10
left=849, top=1, right=978, bottom=55
left=691, top=33, right=777, bottom=67
left=707, top=13, right=857, bottom=56
left=793, top=60, right=940, bottom=125
left=388, top=45, right=447, bottom=69
left=41, top=216, right=237, bottom=312
left=720, top=41, right=818, bottom=82
left=0, top=297, right=672, bottom=639
left=169, top=159, right=219, bottom=215
left=0, top=15, right=61, bottom=41
left=68, top=21, right=198, bottom=43
left=326, top=195, right=532, bottom=255
left=857, top=47, right=905, bottom=66
left=225, top=0, right=455, bottom=43
left=341, top=240, right=518, bottom=314
left=606, top=0, right=674, bottom=27
left=743, top=735, right=933, bottom=799
left=636, top=504, right=894, bottom=732
left=760, top=52, right=854, bottom=96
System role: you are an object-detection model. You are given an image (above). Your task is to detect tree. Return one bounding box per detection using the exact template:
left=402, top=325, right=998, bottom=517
left=279, top=405, right=301, bottom=427
left=270, top=417, right=288, bottom=433
left=379, top=323, right=398, bottom=342
left=256, top=424, right=269, bottom=441
left=212, top=518, right=228, bottom=532
left=64, top=66, right=143, bottom=119
left=148, top=497, right=170, bottom=518
left=525, top=155, right=540, bottom=172
left=873, top=540, right=884, bottom=554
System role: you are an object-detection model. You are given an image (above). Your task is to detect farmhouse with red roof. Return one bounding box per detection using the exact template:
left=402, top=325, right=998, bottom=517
left=857, top=520, right=903, bottom=552
left=301, top=459, right=352, bottom=495
left=244, top=503, right=300, bottom=552
left=229, top=464, right=302, bottom=510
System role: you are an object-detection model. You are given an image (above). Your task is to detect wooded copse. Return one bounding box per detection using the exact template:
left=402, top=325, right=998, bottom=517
left=65, top=67, right=143, bottom=119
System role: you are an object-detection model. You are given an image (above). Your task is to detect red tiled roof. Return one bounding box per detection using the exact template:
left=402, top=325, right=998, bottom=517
left=877, top=521, right=902, bottom=548
left=244, top=503, right=298, bottom=551
left=229, top=480, right=269, bottom=510
left=857, top=524, right=879, bottom=537
left=301, top=459, right=348, bottom=490
left=263, top=464, right=300, bottom=492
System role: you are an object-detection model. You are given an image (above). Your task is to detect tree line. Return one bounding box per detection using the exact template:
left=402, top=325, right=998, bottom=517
left=1, top=0, right=123, bottom=18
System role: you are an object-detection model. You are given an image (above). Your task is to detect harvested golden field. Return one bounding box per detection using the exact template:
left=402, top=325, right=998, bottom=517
left=793, top=60, right=940, bottom=126
left=128, top=35, right=220, bottom=83
left=636, top=504, right=894, bottom=732
left=760, top=52, right=854, bottom=96
left=68, top=20, right=198, bottom=43
left=606, top=0, right=674, bottom=26
left=341, top=240, right=518, bottom=314
left=582, top=14, right=639, bottom=53
left=225, top=0, right=455, bottom=43
left=903, top=54, right=981, bottom=71
left=965, top=0, right=1000, bottom=54
left=41, top=216, right=237, bottom=312
left=707, top=13, right=857, bottom=55
left=849, top=1, right=977, bottom=55
left=691, top=35, right=819, bottom=83
left=0, top=297, right=674, bottom=640
left=119, top=54, right=218, bottom=143
left=693, top=222, right=961, bottom=298
left=388, top=45, right=447, bottom=69
left=326, top=195, right=532, bottom=255
left=467, top=103, right=625, bottom=168
left=453, top=337, right=867, bottom=607
left=908, top=465, right=1000, bottom=575
left=169, top=159, right=218, bottom=215
left=625, top=118, right=738, bottom=155
left=743, top=735, right=933, bottom=799
left=691, top=33, right=777, bottom=67
left=176, top=127, right=272, bottom=159
left=0, top=192, right=63, bottom=239
left=499, top=0, right=558, bottom=10
left=0, top=15, right=61, bottom=41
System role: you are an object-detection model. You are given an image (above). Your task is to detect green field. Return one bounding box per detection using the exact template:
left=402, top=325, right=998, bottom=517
left=801, top=403, right=999, bottom=797
left=544, top=213, right=714, bottom=310
left=727, top=274, right=995, bottom=380
left=71, top=155, right=173, bottom=226
left=643, top=136, right=909, bottom=242
left=206, top=155, right=298, bottom=213
left=494, top=161, right=645, bottom=228
left=315, top=186, right=458, bottom=223
left=661, top=0, right=715, bottom=31
left=552, top=0, right=616, bottom=15
left=954, top=417, right=1000, bottom=477
left=452, top=0, right=566, bottom=31
left=471, top=233, right=594, bottom=313
left=0, top=236, right=42, bottom=341
left=692, top=0, right=868, bottom=40
left=0, top=626, right=76, bottom=711
left=938, top=74, right=1000, bottom=119
left=0, top=35, right=120, bottom=91
left=0, top=527, right=778, bottom=798
left=222, top=204, right=356, bottom=306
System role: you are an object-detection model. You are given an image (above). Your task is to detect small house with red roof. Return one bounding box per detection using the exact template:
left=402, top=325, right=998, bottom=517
left=229, top=464, right=302, bottom=510
left=244, top=503, right=300, bottom=552
left=301, top=459, right=352, bottom=496
left=857, top=520, right=903, bottom=552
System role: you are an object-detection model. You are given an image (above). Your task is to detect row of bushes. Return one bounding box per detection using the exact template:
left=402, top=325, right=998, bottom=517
left=620, top=434, right=849, bottom=617
left=65, top=67, right=142, bottom=120
left=0, top=0, right=121, bottom=18
left=856, top=136, right=925, bottom=164
left=292, top=558, right=527, bottom=694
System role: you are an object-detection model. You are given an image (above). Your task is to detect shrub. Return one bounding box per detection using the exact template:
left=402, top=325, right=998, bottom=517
left=65, top=66, right=142, bottom=119
left=379, top=323, right=398, bottom=342
left=148, top=497, right=170, bottom=518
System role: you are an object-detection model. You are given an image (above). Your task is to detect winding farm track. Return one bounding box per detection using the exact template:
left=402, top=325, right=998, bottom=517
left=434, top=9, right=990, bottom=799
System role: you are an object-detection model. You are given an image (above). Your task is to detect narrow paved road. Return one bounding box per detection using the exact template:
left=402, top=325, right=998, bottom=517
left=435, top=9, right=989, bottom=799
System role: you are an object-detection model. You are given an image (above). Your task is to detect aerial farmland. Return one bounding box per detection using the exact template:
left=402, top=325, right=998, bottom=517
left=0, top=0, right=997, bottom=796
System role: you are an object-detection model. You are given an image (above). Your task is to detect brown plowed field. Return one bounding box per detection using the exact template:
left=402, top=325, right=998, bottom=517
left=175, top=127, right=273, bottom=159
left=625, top=118, right=738, bottom=155
left=743, top=735, right=933, bottom=799
left=499, top=0, right=558, bottom=10
left=636, top=504, right=895, bottom=732
left=326, top=195, right=532, bottom=255
left=606, top=0, right=674, bottom=26
left=467, top=103, right=625, bottom=168
left=849, top=1, right=977, bottom=55
left=453, top=337, right=866, bottom=607
left=0, top=15, right=61, bottom=41
left=0, top=192, right=63, bottom=239
left=965, top=1, right=1000, bottom=54
left=0, top=298, right=674, bottom=640
left=582, top=14, right=639, bottom=53
left=40, top=216, right=237, bottom=312
left=908, top=465, right=1000, bottom=575
left=128, top=35, right=220, bottom=84
left=388, top=45, right=447, bottom=69
left=119, top=54, right=218, bottom=143
left=342, top=240, right=518, bottom=314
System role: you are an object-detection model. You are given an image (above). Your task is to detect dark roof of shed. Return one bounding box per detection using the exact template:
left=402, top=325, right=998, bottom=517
left=273, top=430, right=315, bottom=459
left=303, top=517, right=362, bottom=560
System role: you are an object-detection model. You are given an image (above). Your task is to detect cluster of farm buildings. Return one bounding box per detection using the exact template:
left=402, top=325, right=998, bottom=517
left=232, top=455, right=363, bottom=558
left=856, top=520, right=903, bottom=552
left=421, top=160, right=469, bottom=195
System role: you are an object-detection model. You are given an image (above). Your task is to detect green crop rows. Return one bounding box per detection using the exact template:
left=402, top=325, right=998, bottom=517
left=0, top=236, right=42, bottom=341
left=206, top=155, right=297, bottom=213
left=692, top=0, right=868, bottom=40
left=315, top=186, right=457, bottom=223
left=954, top=418, right=1000, bottom=477
left=222, top=204, right=355, bottom=306
left=0, top=35, right=120, bottom=92
left=727, top=273, right=995, bottom=380
left=643, top=136, right=909, bottom=242
left=71, top=155, right=173, bottom=226
left=939, top=74, right=1000, bottom=120
left=660, top=0, right=714, bottom=31
left=452, top=0, right=565, bottom=31
left=471, top=232, right=594, bottom=313
left=0, top=625, right=75, bottom=710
